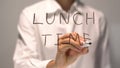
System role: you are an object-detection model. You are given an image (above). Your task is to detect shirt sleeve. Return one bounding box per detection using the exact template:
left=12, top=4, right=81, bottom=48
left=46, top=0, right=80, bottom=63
left=13, top=10, right=52, bottom=68
left=95, top=13, right=111, bottom=68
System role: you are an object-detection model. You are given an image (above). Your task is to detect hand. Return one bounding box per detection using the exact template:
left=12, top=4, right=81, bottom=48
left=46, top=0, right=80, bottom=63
left=55, top=32, right=89, bottom=68
left=47, top=32, right=89, bottom=68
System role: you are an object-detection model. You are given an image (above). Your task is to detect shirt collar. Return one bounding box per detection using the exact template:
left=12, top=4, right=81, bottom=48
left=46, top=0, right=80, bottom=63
left=46, top=0, right=83, bottom=14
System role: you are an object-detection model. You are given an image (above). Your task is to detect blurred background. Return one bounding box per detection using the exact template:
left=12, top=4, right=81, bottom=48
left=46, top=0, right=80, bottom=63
left=0, top=0, right=120, bottom=68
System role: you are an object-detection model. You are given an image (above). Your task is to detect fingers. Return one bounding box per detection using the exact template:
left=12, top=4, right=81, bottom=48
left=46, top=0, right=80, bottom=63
left=59, top=32, right=85, bottom=45
left=58, top=32, right=84, bottom=50
left=67, top=49, right=80, bottom=56
left=68, top=47, right=89, bottom=56
left=58, top=44, right=81, bottom=53
left=58, top=44, right=89, bottom=56
left=81, top=47, right=89, bottom=54
left=58, top=32, right=89, bottom=55
left=59, top=38, right=81, bottom=50
left=59, top=32, right=78, bottom=40
left=59, top=33, right=71, bottom=39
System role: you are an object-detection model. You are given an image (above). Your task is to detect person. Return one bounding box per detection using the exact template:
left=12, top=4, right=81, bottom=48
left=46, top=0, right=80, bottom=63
left=13, top=0, right=111, bottom=68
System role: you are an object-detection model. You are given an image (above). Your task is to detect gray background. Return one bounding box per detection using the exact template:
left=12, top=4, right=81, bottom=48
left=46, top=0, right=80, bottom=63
left=0, top=0, right=120, bottom=68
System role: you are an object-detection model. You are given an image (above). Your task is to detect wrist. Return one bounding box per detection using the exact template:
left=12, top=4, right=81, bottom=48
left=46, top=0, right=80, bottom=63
left=47, top=60, right=55, bottom=68
left=47, top=60, right=67, bottom=68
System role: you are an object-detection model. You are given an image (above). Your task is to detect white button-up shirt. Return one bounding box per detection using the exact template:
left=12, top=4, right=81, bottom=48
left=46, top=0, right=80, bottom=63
left=13, top=0, right=111, bottom=68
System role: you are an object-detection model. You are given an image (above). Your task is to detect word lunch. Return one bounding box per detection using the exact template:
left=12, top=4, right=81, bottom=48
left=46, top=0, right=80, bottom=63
left=33, top=11, right=95, bottom=25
